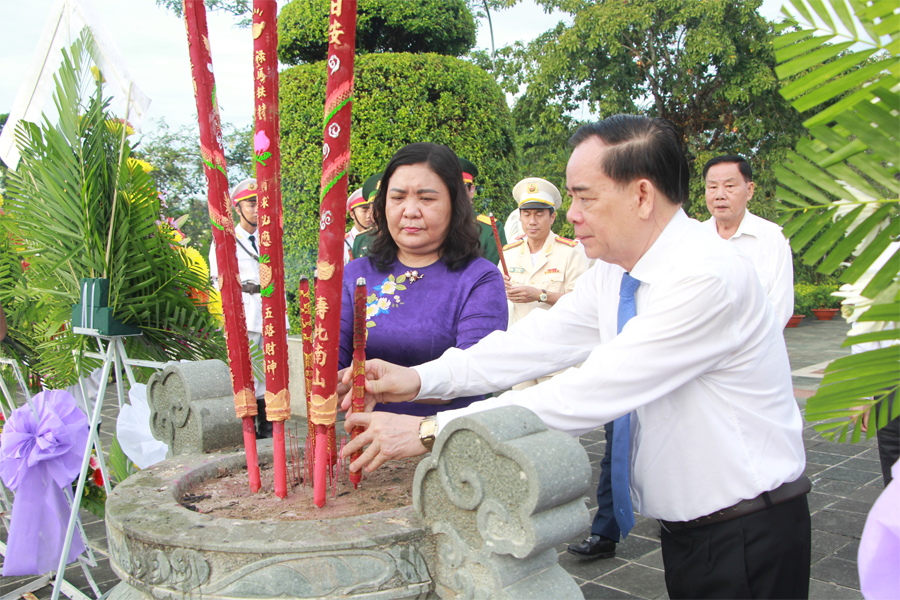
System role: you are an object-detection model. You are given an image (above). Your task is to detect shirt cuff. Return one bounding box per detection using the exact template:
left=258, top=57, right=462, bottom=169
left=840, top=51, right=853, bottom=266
left=412, top=359, right=453, bottom=401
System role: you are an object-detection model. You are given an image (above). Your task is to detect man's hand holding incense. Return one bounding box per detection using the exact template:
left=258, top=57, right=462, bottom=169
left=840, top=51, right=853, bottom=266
left=338, top=358, right=422, bottom=412
left=341, top=412, right=426, bottom=473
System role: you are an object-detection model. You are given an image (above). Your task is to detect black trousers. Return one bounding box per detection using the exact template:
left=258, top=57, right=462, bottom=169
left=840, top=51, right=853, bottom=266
left=661, top=495, right=811, bottom=599
left=874, top=393, right=899, bottom=486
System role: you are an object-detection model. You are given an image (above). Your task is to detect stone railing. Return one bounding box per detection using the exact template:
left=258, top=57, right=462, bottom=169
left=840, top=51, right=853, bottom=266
left=147, top=360, right=243, bottom=457
left=414, top=405, right=590, bottom=599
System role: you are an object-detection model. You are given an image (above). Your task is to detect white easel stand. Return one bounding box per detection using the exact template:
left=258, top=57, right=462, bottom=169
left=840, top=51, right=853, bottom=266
left=51, top=334, right=165, bottom=600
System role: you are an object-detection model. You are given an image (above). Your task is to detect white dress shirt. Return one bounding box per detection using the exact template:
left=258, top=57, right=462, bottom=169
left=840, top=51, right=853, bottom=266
left=209, top=226, right=263, bottom=333
left=703, top=211, right=794, bottom=328
left=413, top=209, right=806, bottom=522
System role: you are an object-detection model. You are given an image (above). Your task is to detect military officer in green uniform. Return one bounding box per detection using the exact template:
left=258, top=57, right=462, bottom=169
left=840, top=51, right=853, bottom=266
left=350, top=172, right=382, bottom=260
left=459, top=157, right=506, bottom=265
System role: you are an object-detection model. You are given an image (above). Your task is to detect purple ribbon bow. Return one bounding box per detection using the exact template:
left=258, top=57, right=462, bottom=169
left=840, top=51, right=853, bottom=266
left=0, top=390, right=89, bottom=576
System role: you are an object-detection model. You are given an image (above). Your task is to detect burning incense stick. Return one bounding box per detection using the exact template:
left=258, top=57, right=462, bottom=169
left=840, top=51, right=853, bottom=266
left=349, top=277, right=367, bottom=489
left=310, top=0, right=358, bottom=508
left=489, top=213, right=509, bottom=278
left=183, top=0, right=259, bottom=492
left=251, top=0, right=290, bottom=499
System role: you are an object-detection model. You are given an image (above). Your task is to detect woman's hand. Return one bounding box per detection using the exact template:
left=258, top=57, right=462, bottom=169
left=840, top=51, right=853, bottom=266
left=340, top=412, right=427, bottom=473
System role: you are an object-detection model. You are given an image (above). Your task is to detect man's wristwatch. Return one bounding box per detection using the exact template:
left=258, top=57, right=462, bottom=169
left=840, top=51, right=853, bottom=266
left=419, top=416, right=437, bottom=452
left=539, top=289, right=548, bottom=303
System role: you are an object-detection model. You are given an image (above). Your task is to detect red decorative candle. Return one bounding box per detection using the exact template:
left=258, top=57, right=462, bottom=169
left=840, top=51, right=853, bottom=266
left=490, top=213, right=509, bottom=278
left=349, top=277, right=367, bottom=489
left=298, top=277, right=316, bottom=452
left=310, top=0, right=357, bottom=508
left=252, top=0, right=289, bottom=499
left=183, top=0, right=259, bottom=492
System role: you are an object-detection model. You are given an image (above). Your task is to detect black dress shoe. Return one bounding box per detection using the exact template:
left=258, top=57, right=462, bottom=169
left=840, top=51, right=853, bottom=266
left=567, top=534, right=617, bottom=559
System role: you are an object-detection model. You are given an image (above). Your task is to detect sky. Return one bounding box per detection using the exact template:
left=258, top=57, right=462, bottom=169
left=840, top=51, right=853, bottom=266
left=1, top=0, right=789, bottom=139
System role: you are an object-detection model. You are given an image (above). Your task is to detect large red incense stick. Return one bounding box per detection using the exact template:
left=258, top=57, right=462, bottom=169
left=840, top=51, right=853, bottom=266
left=489, top=213, right=509, bottom=278
left=298, top=277, right=315, bottom=452
left=183, top=0, right=260, bottom=492
left=310, top=0, right=358, bottom=508
left=349, top=277, right=367, bottom=489
left=252, top=0, right=289, bottom=500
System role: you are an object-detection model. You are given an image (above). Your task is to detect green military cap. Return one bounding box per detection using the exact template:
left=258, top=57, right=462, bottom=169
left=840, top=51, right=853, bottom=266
left=458, top=158, right=478, bottom=183
left=362, top=172, right=383, bottom=200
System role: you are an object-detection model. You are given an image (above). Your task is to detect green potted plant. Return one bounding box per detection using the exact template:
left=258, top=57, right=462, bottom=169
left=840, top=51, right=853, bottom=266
left=811, top=284, right=841, bottom=321
left=788, top=283, right=814, bottom=327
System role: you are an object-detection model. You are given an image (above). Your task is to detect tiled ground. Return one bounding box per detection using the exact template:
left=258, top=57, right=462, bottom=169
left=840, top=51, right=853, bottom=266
left=1, top=318, right=887, bottom=599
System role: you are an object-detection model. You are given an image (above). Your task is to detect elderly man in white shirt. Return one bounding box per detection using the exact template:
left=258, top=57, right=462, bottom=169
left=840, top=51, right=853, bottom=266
left=338, top=116, right=811, bottom=599
left=702, top=155, right=794, bottom=327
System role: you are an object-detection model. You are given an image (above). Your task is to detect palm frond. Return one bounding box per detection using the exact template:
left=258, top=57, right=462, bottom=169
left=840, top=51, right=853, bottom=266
left=1, top=31, right=226, bottom=388
left=775, top=0, right=899, bottom=441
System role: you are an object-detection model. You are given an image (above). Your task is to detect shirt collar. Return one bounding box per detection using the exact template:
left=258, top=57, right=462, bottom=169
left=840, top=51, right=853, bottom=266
left=731, top=210, right=759, bottom=240
left=630, top=208, right=691, bottom=286
left=235, top=225, right=257, bottom=241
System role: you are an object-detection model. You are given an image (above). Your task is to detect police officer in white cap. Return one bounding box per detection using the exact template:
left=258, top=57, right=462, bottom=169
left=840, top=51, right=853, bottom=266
left=208, top=178, right=288, bottom=438
left=502, top=177, right=589, bottom=389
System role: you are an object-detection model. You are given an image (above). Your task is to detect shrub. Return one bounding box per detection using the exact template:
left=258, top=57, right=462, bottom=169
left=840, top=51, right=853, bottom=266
left=812, top=283, right=841, bottom=309
left=794, top=282, right=841, bottom=315
left=793, top=283, right=816, bottom=316
left=278, top=0, right=477, bottom=65
left=280, top=51, right=520, bottom=306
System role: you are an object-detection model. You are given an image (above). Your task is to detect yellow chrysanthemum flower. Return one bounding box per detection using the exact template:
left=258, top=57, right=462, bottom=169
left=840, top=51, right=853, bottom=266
left=207, top=288, right=224, bottom=325
left=105, top=119, right=135, bottom=137
left=127, top=158, right=154, bottom=173
left=181, top=246, right=209, bottom=279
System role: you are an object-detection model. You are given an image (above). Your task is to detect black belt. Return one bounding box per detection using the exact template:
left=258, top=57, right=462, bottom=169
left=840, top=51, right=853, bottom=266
left=241, top=283, right=261, bottom=295
left=660, top=475, right=811, bottom=532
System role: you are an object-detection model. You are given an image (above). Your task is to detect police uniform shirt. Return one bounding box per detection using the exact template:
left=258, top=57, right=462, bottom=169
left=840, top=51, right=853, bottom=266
left=412, top=209, right=805, bottom=522
left=702, top=211, right=794, bottom=328
left=503, top=234, right=589, bottom=325
left=208, top=226, right=263, bottom=333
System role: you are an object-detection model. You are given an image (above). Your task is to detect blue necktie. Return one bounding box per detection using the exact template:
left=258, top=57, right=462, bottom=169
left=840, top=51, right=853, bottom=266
left=612, top=272, right=641, bottom=538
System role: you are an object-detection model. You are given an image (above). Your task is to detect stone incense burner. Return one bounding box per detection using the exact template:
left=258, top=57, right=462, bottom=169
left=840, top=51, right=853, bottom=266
left=104, top=360, right=591, bottom=599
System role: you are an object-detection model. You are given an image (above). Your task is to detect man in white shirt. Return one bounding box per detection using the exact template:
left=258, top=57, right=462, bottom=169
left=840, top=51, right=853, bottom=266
left=338, top=116, right=811, bottom=599
left=703, top=155, right=794, bottom=327
left=208, top=179, right=273, bottom=438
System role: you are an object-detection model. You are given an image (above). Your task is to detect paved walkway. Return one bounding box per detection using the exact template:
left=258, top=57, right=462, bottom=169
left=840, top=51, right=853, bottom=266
left=0, top=317, right=885, bottom=599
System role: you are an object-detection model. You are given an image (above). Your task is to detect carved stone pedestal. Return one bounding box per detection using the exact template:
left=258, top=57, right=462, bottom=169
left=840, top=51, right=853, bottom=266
left=107, top=363, right=591, bottom=599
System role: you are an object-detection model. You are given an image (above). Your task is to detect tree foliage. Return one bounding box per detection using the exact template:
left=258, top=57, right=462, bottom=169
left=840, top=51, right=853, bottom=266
left=487, top=0, right=806, bottom=219
left=278, top=0, right=477, bottom=65
left=0, top=34, right=226, bottom=388
left=279, top=52, right=519, bottom=322
left=133, top=119, right=254, bottom=260
left=154, top=0, right=253, bottom=26
left=773, top=0, right=898, bottom=442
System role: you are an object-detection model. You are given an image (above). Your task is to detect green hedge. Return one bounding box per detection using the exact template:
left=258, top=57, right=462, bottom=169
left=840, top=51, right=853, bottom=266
left=794, top=282, right=841, bottom=316
left=278, top=0, right=476, bottom=65
left=279, top=51, right=520, bottom=311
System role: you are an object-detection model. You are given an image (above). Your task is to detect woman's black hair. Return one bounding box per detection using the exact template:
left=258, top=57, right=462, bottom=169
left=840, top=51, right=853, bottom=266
left=367, top=142, right=481, bottom=271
